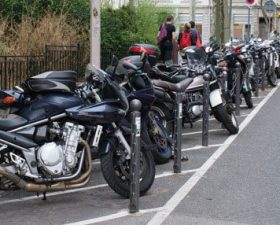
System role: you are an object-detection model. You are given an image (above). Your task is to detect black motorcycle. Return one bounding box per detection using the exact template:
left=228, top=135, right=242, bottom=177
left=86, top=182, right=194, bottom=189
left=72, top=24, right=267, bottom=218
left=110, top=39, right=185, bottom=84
left=106, top=54, right=173, bottom=164
left=0, top=64, right=155, bottom=198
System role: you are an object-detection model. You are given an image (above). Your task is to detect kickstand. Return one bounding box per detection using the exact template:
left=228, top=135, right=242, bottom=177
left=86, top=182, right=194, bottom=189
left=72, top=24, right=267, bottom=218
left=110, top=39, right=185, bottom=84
left=42, top=192, right=47, bottom=201
left=190, top=121, right=193, bottom=128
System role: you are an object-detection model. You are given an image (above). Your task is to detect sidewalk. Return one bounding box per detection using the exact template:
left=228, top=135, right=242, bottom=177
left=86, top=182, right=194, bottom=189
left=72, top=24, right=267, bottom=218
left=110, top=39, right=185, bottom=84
left=159, top=87, right=280, bottom=225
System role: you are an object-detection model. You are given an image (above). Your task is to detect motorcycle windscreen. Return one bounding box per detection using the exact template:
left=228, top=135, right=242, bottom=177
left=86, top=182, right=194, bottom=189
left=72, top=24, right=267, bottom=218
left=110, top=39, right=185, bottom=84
left=184, top=47, right=207, bottom=65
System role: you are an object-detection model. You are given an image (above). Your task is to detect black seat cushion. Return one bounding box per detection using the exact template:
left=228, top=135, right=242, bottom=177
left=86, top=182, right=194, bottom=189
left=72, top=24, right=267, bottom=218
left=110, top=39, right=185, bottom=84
left=32, top=71, right=77, bottom=81
left=23, top=71, right=77, bottom=93
left=0, top=115, right=28, bottom=131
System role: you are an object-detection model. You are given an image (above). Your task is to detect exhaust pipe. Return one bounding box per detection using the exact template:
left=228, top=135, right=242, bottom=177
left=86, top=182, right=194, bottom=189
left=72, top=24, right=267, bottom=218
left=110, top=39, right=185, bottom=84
left=0, top=138, right=92, bottom=192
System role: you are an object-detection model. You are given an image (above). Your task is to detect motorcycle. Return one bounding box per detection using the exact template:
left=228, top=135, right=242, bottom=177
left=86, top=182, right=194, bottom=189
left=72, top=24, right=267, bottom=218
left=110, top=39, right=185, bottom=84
left=0, top=65, right=155, bottom=198
left=149, top=42, right=239, bottom=134
left=106, top=54, right=173, bottom=164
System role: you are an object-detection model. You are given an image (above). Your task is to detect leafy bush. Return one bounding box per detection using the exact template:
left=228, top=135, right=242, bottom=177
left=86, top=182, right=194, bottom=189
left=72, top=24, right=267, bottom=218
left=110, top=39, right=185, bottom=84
left=1, top=0, right=90, bottom=27
left=101, top=1, right=172, bottom=68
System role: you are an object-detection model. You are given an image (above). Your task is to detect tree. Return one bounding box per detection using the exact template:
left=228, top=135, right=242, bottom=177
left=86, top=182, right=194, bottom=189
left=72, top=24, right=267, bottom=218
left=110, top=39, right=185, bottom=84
left=212, top=0, right=230, bottom=47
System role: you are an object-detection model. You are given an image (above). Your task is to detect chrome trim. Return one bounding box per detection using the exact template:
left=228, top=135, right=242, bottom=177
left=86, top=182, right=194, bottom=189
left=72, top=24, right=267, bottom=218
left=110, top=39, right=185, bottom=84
left=0, top=138, right=31, bottom=152
left=41, top=149, right=86, bottom=182
left=9, top=113, right=67, bottom=132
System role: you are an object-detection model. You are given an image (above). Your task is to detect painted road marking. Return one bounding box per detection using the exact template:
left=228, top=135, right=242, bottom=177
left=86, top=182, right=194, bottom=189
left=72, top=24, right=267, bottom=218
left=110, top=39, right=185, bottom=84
left=182, top=144, right=223, bottom=152
left=182, top=129, right=225, bottom=136
left=146, top=85, right=279, bottom=225
left=0, top=169, right=199, bottom=205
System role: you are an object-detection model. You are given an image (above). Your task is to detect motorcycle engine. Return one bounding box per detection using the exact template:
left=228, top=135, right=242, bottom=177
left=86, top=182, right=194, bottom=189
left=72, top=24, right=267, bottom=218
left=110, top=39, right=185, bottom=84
left=37, top=142, right=64, bottom=176
left=37, top=122, right=85, bottom=177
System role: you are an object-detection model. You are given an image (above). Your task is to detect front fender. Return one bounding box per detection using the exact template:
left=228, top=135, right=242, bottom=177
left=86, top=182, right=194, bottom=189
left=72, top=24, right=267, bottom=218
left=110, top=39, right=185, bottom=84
left=98, top=137, right=117, bottom=156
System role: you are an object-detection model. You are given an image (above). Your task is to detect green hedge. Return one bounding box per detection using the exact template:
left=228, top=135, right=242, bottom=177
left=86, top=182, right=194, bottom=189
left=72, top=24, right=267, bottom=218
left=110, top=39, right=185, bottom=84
left=101, top=1, right=171, bottom=68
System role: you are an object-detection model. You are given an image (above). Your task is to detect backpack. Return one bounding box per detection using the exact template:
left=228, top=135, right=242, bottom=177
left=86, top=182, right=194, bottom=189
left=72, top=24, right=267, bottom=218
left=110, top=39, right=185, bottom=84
left=179, top=31, right=191, bottom=50
left=157, top=23, right=167, bottom=44
left=195, top=31, right=202, bottom=47
left=191, top=29, right=202, bottom=47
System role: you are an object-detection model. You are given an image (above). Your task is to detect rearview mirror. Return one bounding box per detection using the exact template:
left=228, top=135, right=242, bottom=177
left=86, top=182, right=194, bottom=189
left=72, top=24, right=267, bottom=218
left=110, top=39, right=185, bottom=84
left=111, top=55, right=119, bottom=67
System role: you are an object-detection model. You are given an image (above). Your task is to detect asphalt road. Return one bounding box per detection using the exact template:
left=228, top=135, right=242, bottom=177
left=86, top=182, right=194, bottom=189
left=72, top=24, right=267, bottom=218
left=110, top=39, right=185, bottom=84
left=0, top=86, right=278, bottom=225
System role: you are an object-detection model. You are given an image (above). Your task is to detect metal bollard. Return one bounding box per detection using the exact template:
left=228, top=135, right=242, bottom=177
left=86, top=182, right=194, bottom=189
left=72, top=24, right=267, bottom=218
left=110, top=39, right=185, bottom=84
left=254, top=60, right=260, bottom=97
left=173, top=92, right=182, bottom=174
left=235, top=63, right=241, bottom=116
left=202, top=75, right=210, bottom=147
left=129, top=99, right=142, bottom=213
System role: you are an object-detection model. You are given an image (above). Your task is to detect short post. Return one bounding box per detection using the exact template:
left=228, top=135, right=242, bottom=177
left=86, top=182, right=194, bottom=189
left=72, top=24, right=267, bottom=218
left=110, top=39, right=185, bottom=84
left=129, top=99, right=142, bottom=213
left=255, top=59, right=260, bottom=97
left=235, top=62, right=241, bottom=116
left=202, top=73, right=210, bottom=147
left=173, top=92, right=183, bottom=174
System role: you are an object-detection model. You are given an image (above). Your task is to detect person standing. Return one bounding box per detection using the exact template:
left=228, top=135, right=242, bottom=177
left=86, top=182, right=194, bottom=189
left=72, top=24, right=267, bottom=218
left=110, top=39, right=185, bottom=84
left=157, top=15, right=176, bottom=67
left=178, top=22, right=192, bottom=50
left=189, top=20, right=202, bottom=47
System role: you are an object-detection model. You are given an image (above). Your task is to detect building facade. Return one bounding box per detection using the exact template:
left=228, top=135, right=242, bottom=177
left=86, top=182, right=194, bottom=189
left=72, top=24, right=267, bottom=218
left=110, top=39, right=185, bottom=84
left=108, top=0, right=280, bottom=42
left=156, top=0, right=280, bottom=42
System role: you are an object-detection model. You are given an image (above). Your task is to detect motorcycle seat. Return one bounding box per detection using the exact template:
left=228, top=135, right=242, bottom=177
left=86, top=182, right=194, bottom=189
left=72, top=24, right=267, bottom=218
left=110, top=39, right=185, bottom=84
left=0, top=115, right=28, bottom=131
left=32, top=71, right=77, bottom=80
left=152, top=78, right=193, bottom=92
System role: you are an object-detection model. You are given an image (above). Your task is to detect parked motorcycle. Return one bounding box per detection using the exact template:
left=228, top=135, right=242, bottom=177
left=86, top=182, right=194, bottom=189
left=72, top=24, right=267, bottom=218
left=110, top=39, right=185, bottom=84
left=0, top=65, right=155, bottom=198
left=149, top=43, right=239, bottom=134
left=106, top=54, right=173, bottom=164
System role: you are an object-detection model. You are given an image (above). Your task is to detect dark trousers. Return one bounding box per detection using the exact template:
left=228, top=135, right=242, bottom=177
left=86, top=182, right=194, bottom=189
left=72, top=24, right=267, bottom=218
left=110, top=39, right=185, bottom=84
left=160, top=40, right=173, bottom=63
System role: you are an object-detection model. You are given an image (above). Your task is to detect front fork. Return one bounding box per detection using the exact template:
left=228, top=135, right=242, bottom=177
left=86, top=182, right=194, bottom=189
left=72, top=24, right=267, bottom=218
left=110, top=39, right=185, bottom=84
left=112, top=122, right=131, bottom=159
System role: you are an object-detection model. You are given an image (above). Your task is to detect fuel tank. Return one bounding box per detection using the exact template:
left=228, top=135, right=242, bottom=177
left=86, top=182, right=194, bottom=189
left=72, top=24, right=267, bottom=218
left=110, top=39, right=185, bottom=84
left=66, top=100, right=126, bottom=124
left=185, top=75, right=204, bottom=92
left=20, top=93, right=83, bottom=122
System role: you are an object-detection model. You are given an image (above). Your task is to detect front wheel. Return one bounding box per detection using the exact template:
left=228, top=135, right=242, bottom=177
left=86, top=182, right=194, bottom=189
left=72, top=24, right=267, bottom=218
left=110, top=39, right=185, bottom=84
left=100, top=138, right=155, bottom=198
left=268, top=69, right=278, bottom=87
left=243, top=91, right=253, bottom=108
left=213, top=104, right=239, bottom=134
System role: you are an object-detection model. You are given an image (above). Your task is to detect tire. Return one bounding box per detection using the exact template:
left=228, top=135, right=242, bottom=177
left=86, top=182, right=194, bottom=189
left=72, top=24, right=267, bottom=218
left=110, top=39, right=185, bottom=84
left=147, top=112, right=172, bottom=164
left=267, top=55, right=277, bottom=87
left=243, top=91, right=253, bottom=109
left=213, top=104, right=239, bottom=134
left=268, top=69, right=278, bottom=87
left=100, top=137, right=155, bottom=198
left=151, top=103, right=173, bottom=135
left=276, top=67, right=280, bottom=79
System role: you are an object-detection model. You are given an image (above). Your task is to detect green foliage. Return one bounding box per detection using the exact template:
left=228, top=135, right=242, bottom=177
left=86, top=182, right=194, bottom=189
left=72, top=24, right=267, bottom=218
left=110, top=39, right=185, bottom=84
left=0, top=0, right=171, bottom=68
left=1, top=0, right=90, bottom=27
left=101, top=1, right=172, bottom=68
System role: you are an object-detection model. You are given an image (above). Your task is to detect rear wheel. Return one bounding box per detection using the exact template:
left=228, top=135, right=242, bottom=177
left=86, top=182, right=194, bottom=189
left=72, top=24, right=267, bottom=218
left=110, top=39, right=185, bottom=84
left=151, top=103, right=173, bottom=135
left=147, top=112, right=172, bottom=164
left=213, top=104, right=239, bottom=134
left=100, top=137, right=155, bottom=198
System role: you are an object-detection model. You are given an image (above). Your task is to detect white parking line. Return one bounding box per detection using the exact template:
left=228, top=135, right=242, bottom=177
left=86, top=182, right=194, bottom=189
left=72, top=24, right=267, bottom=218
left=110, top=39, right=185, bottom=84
left=182, top=129, right=225, bottom=136
left=146, top=85, right=279, bottom=225
left=64, top=207, right=164, bottom=225
left=196, top=113, right=249, bottom=122
left=0, top=168, right=198, bottom=205
left=252, top=96, right=266, bottom=99
left=182, top=144, right=223, bottom=152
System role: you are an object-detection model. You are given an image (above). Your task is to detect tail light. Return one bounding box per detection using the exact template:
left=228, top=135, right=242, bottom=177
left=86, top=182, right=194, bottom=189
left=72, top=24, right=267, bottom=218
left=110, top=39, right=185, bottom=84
left=1, top=96, right=15, bottom=105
